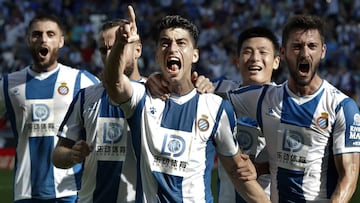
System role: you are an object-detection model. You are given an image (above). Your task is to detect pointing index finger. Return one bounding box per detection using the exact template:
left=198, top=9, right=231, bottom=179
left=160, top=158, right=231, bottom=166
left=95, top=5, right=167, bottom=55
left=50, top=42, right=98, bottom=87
left=128, top=5, right=137, bottom=33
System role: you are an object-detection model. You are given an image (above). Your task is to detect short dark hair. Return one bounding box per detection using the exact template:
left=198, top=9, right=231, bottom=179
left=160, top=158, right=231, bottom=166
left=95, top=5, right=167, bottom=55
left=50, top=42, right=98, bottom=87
left=154, top=15, right=199, bottom=47
left=100, top=19, right=129, bottom=32
left=282, top=15, right=325, bottom=46
left=27, top=13, right=63, bottom=35
left=237, top=26, right=279, bottom=56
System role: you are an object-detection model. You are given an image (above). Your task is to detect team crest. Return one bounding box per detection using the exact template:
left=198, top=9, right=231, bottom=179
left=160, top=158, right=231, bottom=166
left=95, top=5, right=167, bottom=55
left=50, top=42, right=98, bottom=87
left=197, top=115, right=209, bottom=131
left=316, top=112, right=329, bottom=129
left=57, top=82, right=69, bottom=95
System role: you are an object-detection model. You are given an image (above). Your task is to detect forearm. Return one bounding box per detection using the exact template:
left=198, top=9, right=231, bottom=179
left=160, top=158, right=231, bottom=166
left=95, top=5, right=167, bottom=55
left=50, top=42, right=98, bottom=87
left=331, top=153, right=360, bottom=202
left=330, top=175, right=357, bottom=202
left=218, top=153, right=270, bottom=203
left=103, top=40, right=133, bottom=104
left=234, top=179, right=270, bottom=203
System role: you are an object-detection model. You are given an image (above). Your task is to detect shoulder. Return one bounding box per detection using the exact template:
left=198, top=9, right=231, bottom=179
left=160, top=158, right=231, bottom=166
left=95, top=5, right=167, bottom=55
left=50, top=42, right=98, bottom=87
left=82, top=83, right=104, bottom=98
left=200, top=93, right=234, bottom=112
left=4, top=67, right=29, bottom=78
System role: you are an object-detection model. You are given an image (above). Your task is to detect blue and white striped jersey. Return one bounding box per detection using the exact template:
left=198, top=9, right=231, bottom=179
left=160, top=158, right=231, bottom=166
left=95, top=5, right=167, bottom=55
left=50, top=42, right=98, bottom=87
left=228, top=80, right=360, bottom=202
left=212, top=77, right=241, bottom=93
left=0, top=64, right=99, bottom=201
left=214, top=79, right=271, bottom=203
left=57, top=83, right=140, bottom=203
left=121, top=81, right=238, bottom=202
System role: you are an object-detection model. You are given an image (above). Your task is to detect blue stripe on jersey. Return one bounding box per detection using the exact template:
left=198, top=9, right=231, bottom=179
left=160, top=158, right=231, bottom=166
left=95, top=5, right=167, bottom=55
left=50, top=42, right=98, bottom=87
left=325, top=136, right=337, bottom=198
left=93, top=161, right=123, bottom=203
left=152, top=93, right=196, bottom=202
left=58, top=89, right=83, bottom=135
left=336, top=98, right=360, bottom=147
left=29, top=136, right=55, bottom=198
left=256, top=85, right=269, bottom=132
left=211, top=99, right=236, bottom=141
left=277, top=167, right=306, bottom=203
left=229, top=84, right=263, bottom=94
left=161, top=94, right=199, bottom=132
left=204, top=140, right=216, bottom=203
left=99, top=90, right=125, bottom=118
left=127, top=93, right=147, bottom=203
left=26, top=71, right=58, bottom=99
left=154, top=172, right=184, bottom=203
left=57, top=89, right=85, bottom=190
left=281, top=87, right=324, bottom=127
left=237, top=117, right=258, bottom=128
left=3, top=75, right=19, bottom=142
left=220, top=100, right=235, bottom=131
left=74, top=70, right=99, bottom=97
left=211, top=76, right=227, bottom=92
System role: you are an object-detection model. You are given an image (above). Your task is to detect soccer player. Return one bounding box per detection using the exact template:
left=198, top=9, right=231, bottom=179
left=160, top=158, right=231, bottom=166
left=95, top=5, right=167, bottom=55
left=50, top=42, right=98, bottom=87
left=227, top=15, right=360, bottom=202
left=103, top=5, right=270, bottom=202
left=216, top=26, right=280, bottom=203
left=51, top=19, right=145, bottom=203
left=0, top=13, right=99, bottom=202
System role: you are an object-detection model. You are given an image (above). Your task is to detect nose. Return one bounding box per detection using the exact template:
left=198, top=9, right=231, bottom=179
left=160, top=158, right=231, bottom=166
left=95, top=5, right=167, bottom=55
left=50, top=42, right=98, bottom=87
left=300, top=46, right=310, bottom=59
left=40, top=33, right=48, bottom=42
left=169, top=41, right=179, bottom=53
left=250, top=50, right=261, bottom=62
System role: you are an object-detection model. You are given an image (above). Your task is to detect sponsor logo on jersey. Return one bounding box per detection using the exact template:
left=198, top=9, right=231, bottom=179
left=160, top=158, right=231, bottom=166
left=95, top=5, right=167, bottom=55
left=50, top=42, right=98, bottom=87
left=197, top=115, right=209, bottom=131
left=161, top=134, right=186, bottom=158
left=282, top=130, right=303, bottom=152
left=31, top=103, right=50, bottom=122
left=316, top=112, right=329, bottom=129
left=103, top=122, right=124, bottom=144
left=57, top=82, right=69, bottom=95
left=349, top=113, right=360, bottom=141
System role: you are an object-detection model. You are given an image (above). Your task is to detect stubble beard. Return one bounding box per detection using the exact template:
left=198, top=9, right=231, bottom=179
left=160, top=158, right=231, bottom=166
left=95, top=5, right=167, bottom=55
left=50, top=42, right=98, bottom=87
left=31, top=48, right=59, bottom=71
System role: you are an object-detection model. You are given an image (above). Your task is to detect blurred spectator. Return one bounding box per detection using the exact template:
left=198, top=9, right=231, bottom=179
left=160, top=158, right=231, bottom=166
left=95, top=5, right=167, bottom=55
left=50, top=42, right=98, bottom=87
left=0, top=0, right=360, bottom=106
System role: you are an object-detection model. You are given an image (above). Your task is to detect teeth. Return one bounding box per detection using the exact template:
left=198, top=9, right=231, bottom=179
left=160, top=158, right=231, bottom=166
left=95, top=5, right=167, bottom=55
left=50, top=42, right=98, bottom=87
left=168, top=57, right=179, bottom=62
left=248, top=66, right=261, bottom=70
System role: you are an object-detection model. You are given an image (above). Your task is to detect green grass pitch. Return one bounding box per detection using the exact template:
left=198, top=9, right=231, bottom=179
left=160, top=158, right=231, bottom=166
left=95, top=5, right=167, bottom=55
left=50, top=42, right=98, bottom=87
left=0, top=169, right=359, bottom=202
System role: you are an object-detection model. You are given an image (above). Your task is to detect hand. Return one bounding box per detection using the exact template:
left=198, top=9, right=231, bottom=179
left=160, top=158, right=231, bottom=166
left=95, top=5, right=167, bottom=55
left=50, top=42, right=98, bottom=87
left=192, top=71, right=215, bottom=94
left=116, top=5, right=140, bottom=44
left=70, top=140, right=93, bottom=164
left=232, top=153, right=257, bottom=181
left=146, top=72, right=170, bottom=101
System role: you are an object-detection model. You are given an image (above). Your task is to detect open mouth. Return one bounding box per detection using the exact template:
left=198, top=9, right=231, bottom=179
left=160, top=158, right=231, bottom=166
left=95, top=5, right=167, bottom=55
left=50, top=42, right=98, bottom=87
left=298, top=63, right=310, bottom=73
left=167, top=57, right=181, bottom=72
left=248, top=65, right=262, bottom=71
left=39, top=47, right=49, bottom=57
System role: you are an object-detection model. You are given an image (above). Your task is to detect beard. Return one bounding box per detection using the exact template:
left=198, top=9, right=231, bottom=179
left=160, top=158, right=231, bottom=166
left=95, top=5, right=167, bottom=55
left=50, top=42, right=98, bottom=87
left=124, top=61, right=134, bottom=77
left=289, top=62, right=318, bottom=87
left=30, top=47, right=59, bottom=71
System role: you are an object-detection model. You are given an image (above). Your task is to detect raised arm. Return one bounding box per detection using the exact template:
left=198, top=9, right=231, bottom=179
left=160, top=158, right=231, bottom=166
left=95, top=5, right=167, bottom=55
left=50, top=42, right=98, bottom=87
left=103, top=5, right=139, bottom=104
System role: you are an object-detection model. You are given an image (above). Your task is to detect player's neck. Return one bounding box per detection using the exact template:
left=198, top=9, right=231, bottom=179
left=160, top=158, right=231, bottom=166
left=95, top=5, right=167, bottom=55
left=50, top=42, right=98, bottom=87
left=31, top=62, right=58, bottom=73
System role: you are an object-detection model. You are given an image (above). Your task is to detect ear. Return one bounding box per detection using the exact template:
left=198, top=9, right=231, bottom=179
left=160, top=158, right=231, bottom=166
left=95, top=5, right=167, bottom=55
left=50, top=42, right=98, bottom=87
left=273, top=56, right=281, bottom=70
left=320, top=43, right=326, bottom=60
left=192, top=48, right=199, bottom=63
left=279, top=46, right=285, bottom=61
left=59, top=36, right=64, bottom=48
left=135, top=42, right=142, bottom=59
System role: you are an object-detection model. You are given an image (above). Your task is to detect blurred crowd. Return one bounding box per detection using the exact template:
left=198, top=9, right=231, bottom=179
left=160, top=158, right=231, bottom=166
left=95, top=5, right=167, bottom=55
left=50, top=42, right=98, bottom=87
left=1, top=0, right=360, bottom=106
